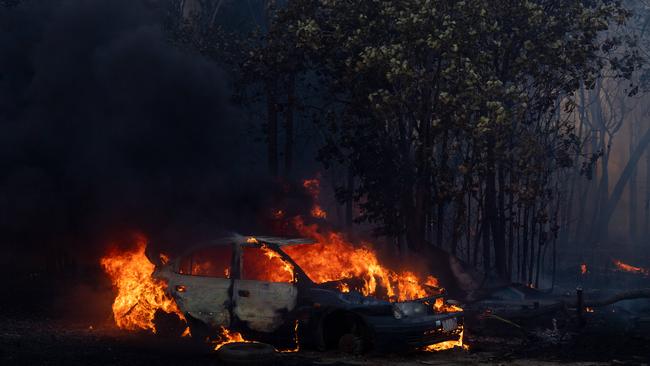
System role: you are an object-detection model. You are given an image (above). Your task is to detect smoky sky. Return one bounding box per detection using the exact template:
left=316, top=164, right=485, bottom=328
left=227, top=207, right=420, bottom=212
left=0, top=0, right=311, bottom=259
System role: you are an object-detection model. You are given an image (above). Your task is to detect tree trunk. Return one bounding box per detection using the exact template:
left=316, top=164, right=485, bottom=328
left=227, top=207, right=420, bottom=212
left=451, top=197, right=465, bottom=256
left=534, top=220, right=544, bottom=288
left=181, top=0, right=202, bottom=27
left=466, top=190, right=473, bottom=264
left=528, top=207, right=537, bottom=285
left=265, top=80, right=279, bottom=177
left=645, top=147, right=650, bottom=240
left=589, top=82, right=611, bottom=243
left=432, top=127, right=444, bottom=249
left=594, top=130, right=610, bottom=241
left=210, top=0, right=226, bottom=27
left=473, top=197, right=482, bottom=268
left=284, top=74, right=295, bottom=178
left=593, top=125, right=650, bottom=242
left=482, top=216, right=491, bottom=274
left=496, top=164, right=507, bottom=278
left=629, top=119, right=638, bottom=242
left=481, top=174, right=491, bottom=273
left=507, top=174, right=515, bottom=280
left=520, top=206, right=529, bottom=283
left=573, top=84, right=590, bottom=244
left=346, top=165, right=354, bottom=229
left=486, top=156, right=506, bottom=277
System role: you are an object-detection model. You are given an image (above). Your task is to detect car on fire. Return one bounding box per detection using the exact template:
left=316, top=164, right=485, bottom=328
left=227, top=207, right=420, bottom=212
left=153, top=236, right=463, bottom=352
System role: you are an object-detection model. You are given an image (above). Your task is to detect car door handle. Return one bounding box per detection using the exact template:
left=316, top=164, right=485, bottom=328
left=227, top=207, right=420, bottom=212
left=238, top=290, right=250, bottom=297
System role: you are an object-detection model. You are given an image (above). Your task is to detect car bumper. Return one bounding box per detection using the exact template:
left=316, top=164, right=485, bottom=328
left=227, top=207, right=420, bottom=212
left=363, top=312, right=463, bottom=350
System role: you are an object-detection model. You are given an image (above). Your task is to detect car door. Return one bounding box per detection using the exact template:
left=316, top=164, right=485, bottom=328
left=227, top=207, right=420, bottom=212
left=166, top=244, right=234, bottom=328
left=232, top=245, right=298, bottom=332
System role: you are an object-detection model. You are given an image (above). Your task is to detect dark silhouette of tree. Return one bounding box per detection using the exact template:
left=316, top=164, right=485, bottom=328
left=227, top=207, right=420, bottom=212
left=251, top=0, right=641, bottom=280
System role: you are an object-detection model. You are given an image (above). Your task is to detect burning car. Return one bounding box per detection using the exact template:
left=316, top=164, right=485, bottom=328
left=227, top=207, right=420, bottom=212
left=153, top=235, right=464, bottom=352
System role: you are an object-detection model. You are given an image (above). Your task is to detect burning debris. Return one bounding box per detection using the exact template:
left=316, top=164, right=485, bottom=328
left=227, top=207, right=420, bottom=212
left=613, top=260, right=649, bottom=276
left=212, top=327, right=249, bottom=350
left=423, top=326, right=468, bottom=351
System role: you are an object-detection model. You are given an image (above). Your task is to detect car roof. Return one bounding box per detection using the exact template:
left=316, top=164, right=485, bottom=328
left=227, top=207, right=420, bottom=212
left=250, top=236, right=316, bottom=246
left=172, top=235, right=315, bottom=262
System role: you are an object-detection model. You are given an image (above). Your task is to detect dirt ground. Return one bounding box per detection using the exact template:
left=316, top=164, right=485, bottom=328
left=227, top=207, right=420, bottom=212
left=1, top=316, right=648, bottom=366
left=2, top=275, right=648, bottom=365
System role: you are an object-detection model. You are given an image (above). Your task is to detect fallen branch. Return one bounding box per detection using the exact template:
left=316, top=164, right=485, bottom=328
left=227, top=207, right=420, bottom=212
left=469, top=288, right=650, bottom=320
left=584, top=289, right=650, bottom=307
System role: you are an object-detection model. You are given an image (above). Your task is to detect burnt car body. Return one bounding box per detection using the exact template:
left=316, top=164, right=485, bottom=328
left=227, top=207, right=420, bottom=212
left=154, top=236, right=463, bottom=351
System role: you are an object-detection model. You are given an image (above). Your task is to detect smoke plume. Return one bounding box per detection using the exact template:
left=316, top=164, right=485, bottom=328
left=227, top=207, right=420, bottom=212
left=0, top=0, right=309, bottom=262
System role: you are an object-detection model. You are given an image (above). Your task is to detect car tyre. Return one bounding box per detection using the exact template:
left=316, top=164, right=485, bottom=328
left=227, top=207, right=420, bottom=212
left=338, top=333, right=363, bottom=355
left=217, top=342, right=277, bottom=365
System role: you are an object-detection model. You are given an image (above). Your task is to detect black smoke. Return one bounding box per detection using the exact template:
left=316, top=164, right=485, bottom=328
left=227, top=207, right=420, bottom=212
left=0, top=0, right=310, bottom=267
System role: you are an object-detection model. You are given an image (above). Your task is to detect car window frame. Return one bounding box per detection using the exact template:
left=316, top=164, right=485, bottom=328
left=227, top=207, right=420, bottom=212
left=174, top=242, right=236, bottom=279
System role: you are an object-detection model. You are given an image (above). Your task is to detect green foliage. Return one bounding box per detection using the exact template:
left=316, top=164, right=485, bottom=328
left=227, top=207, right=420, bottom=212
left=243, top=0, right=642, bottom=267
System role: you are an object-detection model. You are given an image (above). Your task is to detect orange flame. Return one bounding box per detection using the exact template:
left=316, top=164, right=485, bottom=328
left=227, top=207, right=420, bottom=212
left=213, top=327, right=249, bottom=350
left=100, top=234, right=184, bottom=332
left=261, top=244, right=295, bottom=283
left=283, top=217, right=447, bottom=304
left=337, top=282, right=351, bottom=293
left=311, top=206, right=327, bottom=219
left=613, top=259, right=649, bottom=276
left=280, top=321, right=300, bottom=353
left=212, top=325, right=299, bottom=353
left=423, top=326, right=469, bottom=351
left=580, top=263, right=587, bottom=275
left=303, top=178, right=327, bottom=219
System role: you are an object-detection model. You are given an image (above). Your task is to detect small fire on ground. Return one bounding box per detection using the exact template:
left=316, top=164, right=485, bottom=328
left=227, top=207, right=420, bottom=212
left=423, top=326, right=469, bottom=351
left=213, top=327, right=248, bottom=350
left=613, top=259, right=649, bottom=276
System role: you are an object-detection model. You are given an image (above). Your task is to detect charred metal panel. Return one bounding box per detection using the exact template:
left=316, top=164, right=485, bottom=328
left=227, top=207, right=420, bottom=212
left=162, top=269, right=232, bottom=328
left=233, top=280, right=297, bottom=332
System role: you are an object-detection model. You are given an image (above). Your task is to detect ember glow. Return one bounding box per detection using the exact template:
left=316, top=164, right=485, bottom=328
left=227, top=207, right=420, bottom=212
left=613, top=259, right=649, bottom=276
left=423, top=326, right=468, bottom=351
left=284, top=217, right=447, bottom=303
left=580, top=263, right=587, bottom=275
left=100, top=235, right=184, bottom=332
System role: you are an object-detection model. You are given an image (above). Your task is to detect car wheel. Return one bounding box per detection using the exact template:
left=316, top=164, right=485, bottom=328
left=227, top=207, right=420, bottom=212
left=338, top=333, right=363, bottom=355
left=217, top=342, right=277, bottom=365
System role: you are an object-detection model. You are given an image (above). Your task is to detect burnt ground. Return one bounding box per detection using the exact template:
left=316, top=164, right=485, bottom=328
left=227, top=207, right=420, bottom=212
left=1, top=314, right=648, bottom=366
left=2, top=274, right=649, bottom=365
